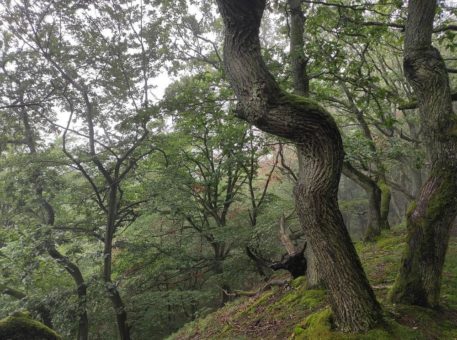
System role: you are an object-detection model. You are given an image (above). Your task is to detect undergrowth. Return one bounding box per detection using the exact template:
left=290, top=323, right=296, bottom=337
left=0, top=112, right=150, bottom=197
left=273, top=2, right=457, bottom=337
left=167, top=226, right=457, bottom=339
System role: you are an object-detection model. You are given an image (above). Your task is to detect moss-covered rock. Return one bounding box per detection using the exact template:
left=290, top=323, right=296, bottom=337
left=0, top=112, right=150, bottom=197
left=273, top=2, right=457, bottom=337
left=0, top=311, right=61, bottom=340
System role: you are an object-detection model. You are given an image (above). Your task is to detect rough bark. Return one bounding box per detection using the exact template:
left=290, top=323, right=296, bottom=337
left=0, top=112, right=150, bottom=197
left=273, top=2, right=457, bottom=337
left=216, top=0, right=382, bottom=331
left=287, top=0, right=319, bottom=286
left=389, top=0, right=457, bottom=307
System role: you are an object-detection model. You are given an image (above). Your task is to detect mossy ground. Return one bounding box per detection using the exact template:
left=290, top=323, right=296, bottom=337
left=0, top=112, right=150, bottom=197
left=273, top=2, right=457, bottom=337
left=168, top=227, right=457, bottom=339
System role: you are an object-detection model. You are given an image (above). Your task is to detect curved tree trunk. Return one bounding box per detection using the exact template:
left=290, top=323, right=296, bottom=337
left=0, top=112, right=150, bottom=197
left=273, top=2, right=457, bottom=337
left=389, top=0, right=457, bottom=307
left=216, top=0, right=382, bottom=331
left=47, top=245, right=89, bottom=340
left=287, top=0, right=319, bottom=287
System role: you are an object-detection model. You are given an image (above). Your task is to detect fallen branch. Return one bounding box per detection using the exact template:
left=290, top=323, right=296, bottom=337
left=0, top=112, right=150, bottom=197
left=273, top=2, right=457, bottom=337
left=220, top=279, right=291, bottom=298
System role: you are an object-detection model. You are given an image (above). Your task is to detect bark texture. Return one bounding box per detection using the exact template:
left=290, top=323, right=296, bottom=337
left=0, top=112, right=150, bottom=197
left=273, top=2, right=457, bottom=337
left=389, top=0, right=457, bottom=307
left=287, top=0, right=319, bottom=286
left=216, top=0, right=382, bottom=331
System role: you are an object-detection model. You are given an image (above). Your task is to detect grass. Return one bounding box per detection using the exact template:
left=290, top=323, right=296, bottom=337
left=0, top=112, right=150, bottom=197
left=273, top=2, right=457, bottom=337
left=167, top=226, right=457, bottom=339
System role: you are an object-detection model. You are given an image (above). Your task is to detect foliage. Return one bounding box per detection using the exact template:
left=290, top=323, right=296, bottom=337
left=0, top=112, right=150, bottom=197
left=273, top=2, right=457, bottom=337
left=0, top=0, right=456, bottom=338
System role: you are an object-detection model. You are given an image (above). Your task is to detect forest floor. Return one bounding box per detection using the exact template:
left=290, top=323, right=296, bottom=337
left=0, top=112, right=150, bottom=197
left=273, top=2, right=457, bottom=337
left=167, top=226, right=457, bottom=339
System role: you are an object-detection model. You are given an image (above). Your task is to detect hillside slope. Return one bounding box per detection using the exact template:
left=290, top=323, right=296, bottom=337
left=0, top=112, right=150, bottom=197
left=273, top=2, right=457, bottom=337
left=168, top=227, right=457, bottom=339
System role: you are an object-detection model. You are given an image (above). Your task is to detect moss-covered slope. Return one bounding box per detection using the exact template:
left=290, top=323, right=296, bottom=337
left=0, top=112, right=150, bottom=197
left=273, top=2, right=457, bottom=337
left=168, top=228, right=457, bottom=339
left=0, top=311, right=61, bottom=340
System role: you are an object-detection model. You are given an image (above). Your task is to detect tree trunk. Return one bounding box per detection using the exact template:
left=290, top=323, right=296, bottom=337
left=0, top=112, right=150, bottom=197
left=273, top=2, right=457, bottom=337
left=379, top=180, right=391, bottom=230
left=216, top=0, right=382, bottom=331
left=20, top=107, right=89, bottom=340
left=389, top=0, right=457, bottom=307
left=212, top=243, right=231, bottom=305
left=47, top=245, right=88, bottom=340
left=287, top=0, right=318, bottom=286
left=342, top=162, right=382, bottom=241
left=104, top=188, right=131, bottom=340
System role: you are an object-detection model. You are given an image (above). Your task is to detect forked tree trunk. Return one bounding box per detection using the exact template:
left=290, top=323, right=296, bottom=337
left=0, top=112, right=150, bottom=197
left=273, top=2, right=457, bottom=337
left=216, top=0, right=382, bottom=331
left=389, top=0, right=457, bottom=307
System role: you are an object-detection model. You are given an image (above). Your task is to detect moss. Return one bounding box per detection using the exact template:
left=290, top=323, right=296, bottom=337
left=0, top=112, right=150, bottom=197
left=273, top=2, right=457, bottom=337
left=375, top=235, right=402, bottom=251
left=168, top=230, right=457, bottom=339
left=290, top=276, right=307, bottom=288
left=294, top=308, right=422, bottom=340
left=294, top=325, right=305, bottom=335
left=0, top=312, right=61, bottom=340
left=359, top=320, right=423, bottom=340
left=390, top=171, right=457, bottom=305
left=294, top=307, right=334, bottom=339
left=405, top=201, right=417, bottom=221
left=424, top=172, right=456, bottom=223
left=236, top=289, right=276, bottom=317
left=273, top=289, right=326, bottom=310
left=278, top=92, right=324, bottom=112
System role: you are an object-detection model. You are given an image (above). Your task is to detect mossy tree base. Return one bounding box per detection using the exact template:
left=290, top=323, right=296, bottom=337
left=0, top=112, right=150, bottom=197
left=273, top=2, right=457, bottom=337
left=390, top=172, right=457, bottom=307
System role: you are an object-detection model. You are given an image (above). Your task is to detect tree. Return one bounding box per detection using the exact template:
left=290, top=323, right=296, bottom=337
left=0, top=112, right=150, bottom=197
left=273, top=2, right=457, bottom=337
left=154, top=71, right=272, bottom=304
left=389, top=0, right=457, bottom=307
left=286, top=0, right=319, bottom=285
left=0, top=39, right=89, bottom=339
left=2, top=1, right=173, bottom=337
left=215, top=0, right=382, bottom=331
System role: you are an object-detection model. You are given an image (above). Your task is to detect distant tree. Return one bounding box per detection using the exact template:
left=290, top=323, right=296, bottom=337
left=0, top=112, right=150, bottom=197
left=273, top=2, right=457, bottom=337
left=154, top=72, right=272, bottom=304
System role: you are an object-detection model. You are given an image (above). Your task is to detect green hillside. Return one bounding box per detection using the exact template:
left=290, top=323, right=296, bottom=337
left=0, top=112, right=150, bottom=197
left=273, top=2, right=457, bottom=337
left=168, top=227, right=457, bottom=339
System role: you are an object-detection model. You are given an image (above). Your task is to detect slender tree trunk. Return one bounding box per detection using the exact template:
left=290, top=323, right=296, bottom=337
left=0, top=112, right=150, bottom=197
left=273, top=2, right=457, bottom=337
left=340, top=84, right=391, bottom=232
left=389, top=0, right=457, bottom=307
left=47, top=246, right=89, bottom=340
left=342, top=162, right=382, bottom=241
left=20, top=107, right=89, bottom=340
left=104, top=187, right=131, bottom=340
left=212, top=243, right=230, bottom=305
left=287, top=0, right=319, bottom=286
left=216, top=0, right=382, bottom=331
left=379, top=180, right=391, bottom=230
